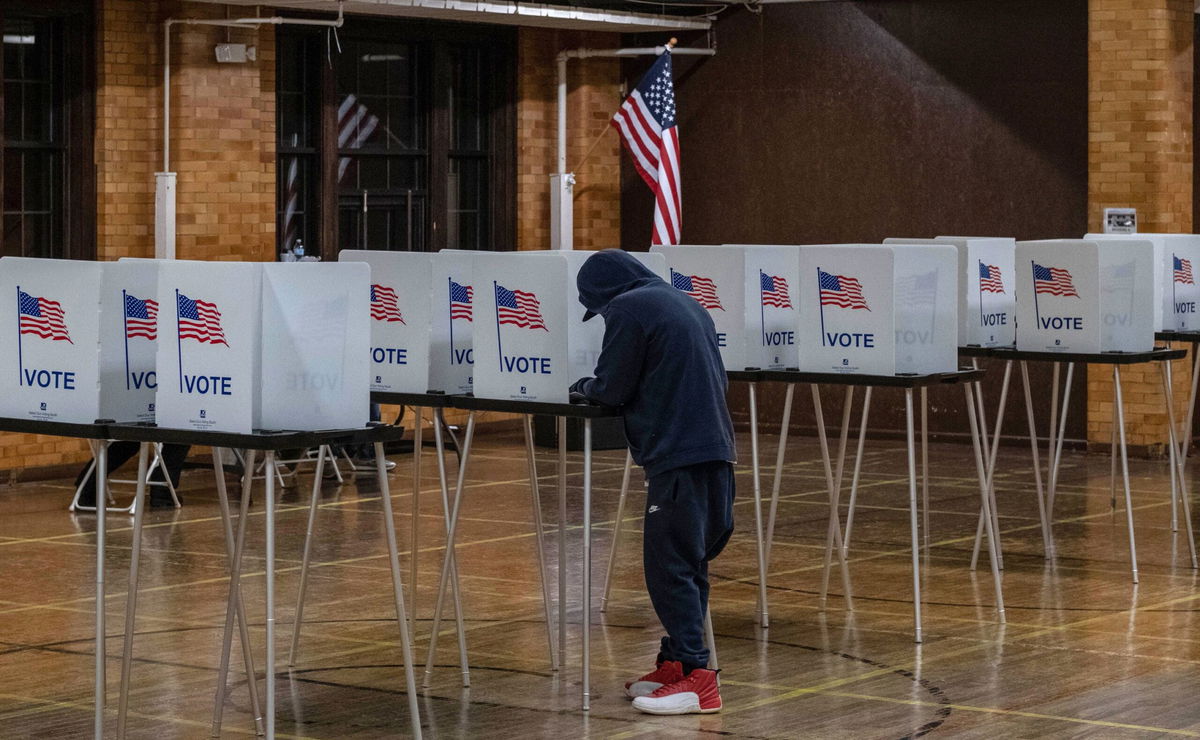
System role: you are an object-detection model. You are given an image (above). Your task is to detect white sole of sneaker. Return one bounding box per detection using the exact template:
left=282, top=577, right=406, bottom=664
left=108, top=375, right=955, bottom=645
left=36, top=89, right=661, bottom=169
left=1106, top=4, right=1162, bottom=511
left=631, top=693, right=722, bottom=715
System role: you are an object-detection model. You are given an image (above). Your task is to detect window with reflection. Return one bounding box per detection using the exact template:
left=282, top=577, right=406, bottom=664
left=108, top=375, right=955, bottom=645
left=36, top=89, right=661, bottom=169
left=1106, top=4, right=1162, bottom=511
left=276, top=20, right=514, bottom=257
left=1, top=4, right=92, bottom=260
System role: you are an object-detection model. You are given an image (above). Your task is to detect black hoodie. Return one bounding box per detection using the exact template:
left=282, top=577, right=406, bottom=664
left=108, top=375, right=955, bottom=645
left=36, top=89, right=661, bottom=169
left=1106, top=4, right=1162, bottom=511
left=570, top=249, right=735, bottom=477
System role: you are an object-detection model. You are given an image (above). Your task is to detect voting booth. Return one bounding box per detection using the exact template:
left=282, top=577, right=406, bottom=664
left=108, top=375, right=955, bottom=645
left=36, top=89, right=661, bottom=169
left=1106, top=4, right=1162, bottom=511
left=155, top=261, right=369, bottom=433
left=719, top=245, right=802, bottom=370
left=472, top=253, right=572, bottom=403
left=155, top=261, right=262, bottom=433
left=796, top=245, right=958, bottom=375
left=1014, top=239, right=1155, bottom=353
left=433, top=250, right=476, bottom=395
left=260, top=263, right=370, bottom=430
left=884, top=236, right=1016, bottom=347
left=340, top=250, right=434, bottom=394
left=650, top=245, right=750, bottom=370
left=1086, top=232, right=1200, bottom=331
left=0, top=257, right=103, bottom=424
left=101, top=260, right=161, bottom=422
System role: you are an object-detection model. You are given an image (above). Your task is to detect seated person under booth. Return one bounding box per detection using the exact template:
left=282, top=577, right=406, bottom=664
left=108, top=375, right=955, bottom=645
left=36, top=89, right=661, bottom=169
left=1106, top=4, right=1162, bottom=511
left=570, top=249, right=735, bottom=716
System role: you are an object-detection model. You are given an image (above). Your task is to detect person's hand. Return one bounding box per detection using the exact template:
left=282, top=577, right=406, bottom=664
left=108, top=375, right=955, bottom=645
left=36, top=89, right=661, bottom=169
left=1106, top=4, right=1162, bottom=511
left=569, top=391, right=589, bottom=404
left=569, top=377, right=593, bottom=395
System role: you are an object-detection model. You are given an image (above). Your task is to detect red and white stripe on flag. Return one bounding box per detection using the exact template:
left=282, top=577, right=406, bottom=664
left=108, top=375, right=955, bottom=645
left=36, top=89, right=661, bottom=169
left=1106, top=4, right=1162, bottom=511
left=611, top=52, right=681, bottom=246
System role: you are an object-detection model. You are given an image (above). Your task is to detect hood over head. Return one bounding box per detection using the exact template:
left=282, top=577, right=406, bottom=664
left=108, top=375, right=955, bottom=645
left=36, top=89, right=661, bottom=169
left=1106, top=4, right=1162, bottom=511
left=577, top=249, right=664, bottom=321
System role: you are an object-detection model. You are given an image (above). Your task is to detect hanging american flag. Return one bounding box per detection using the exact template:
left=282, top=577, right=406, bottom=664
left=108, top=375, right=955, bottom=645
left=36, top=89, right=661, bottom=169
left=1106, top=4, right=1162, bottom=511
left=818, top=269, right=870, bottom=310
left=450, top=280, right=473, bottom=321
left=979, top=262, right=1005, bottom=294
left=18, top=290, right=72, bottom=343
left=177, top=293, right=228, bottom=346
left=495, top=283, right=548, bottom=331
left=370, top=284, right=405, bottom=323
left=338, top=94, right=380, bottom=183
left=671, top=269, right=723, bottom=310
left=1032, top=263, right=1079, bottom=297
left=612, top=51, right=680, bottom=246
left=760, top=272, right=792, bottom=309
left=124, top=294, right=159, bottom=341
left=1174, top=255, right=1194, bottom=285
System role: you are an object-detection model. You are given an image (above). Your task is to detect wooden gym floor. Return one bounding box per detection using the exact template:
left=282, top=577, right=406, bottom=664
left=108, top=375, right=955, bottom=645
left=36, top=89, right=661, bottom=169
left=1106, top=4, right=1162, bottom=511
left=1, top=423, right=1199, bottom=738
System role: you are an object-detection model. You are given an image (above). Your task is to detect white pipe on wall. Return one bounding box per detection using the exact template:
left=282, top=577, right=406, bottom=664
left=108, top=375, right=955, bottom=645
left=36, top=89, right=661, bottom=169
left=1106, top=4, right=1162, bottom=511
left=551, top=42, right=715, bottom=250
left=158, top=3, right=345, bottom=259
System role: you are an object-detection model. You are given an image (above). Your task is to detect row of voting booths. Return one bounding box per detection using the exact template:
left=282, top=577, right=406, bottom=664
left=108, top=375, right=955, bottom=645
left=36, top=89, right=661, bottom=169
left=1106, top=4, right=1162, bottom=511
left=4, top=234, right=1200, bottom=432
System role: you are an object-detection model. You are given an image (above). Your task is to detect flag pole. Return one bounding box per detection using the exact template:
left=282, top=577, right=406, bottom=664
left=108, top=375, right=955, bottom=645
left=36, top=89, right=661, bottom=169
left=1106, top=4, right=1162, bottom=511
left=817, top=268, right=827, bottom=346
left=1031, top=261, right=1041, bottom=329
left=123, top=290, right=131, bottom=391
left=448, top=277, right=455, bottom=364
left=978, top=260, right=984, bottom=328
left=16, top=287, right=23, bottom=386
left=759, top=270, right=767, bottom=347
left=494, top=281, right=503, bottom=369
left=176, top=289, right=184, bottom=393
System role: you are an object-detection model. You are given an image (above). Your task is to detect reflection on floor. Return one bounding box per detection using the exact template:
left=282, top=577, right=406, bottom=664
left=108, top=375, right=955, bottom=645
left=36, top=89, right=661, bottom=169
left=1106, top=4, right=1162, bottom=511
left=0, top=425, right=1198, bottom=739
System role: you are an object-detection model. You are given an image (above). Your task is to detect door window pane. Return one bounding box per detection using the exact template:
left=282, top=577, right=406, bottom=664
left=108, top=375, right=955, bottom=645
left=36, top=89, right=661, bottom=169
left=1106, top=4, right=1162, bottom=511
left=3, top=16, right=65, bottom=259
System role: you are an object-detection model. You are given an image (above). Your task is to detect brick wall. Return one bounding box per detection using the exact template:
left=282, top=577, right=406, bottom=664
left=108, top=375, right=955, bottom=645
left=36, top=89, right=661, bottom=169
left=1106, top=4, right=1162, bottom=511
left=516, top=27, right=622, bottom=252
left=1087, top=0, right=1194, bottom=451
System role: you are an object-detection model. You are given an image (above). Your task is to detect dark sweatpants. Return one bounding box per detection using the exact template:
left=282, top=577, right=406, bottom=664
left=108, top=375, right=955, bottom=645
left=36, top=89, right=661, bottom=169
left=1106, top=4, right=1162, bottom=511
left=643, top=459, right=735, bottom=673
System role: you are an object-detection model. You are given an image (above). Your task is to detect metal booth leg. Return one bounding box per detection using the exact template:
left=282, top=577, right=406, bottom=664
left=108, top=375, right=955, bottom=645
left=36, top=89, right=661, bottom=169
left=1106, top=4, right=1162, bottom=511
left=438, top=409, right=471, bottom=685
left=115, top=443, right=151, bottom=740
left=904, top=389, right=923, bottom=643
left=522, top=414, right=556, bottom=673
left=212, top=449, right=258, bottom=738
left=424, top=412, right=477, bottom=688
left=815, top=386, right=854, bottom=612
left=1020, top=361, right=1054, bottom=556
left=764, top=383, right=795, bottom=572
left=747, top=383, right=769, bottom=628
left=971, top=361, right=1011, bottom=571
left=1112, top=367, right=1138, bottom=583
left=1162, top=361, right=1199, bottom=569
left=288, top=444, right=328, bottom=666
left=94, top=439, right=109, bottom=740
left=964, top=384, right=1007, bottom=624
left=410, top=408, right=424, bottom=631
left=264, top=451, right=278, bottom=738
left=704, top=607, right=718, bottom=670
left=1048, top=363, right=1075, bottom=520
left=920, top=386, right=929, bottom=552
left=581, top=419, right=593, bottom=711
left=843, top=387, right=873, bottom=555
left=557, top=416, right=568, bottom=671
left=373, top=440, right=423, bottom=739
left=600, top=449, right=634, bottom=614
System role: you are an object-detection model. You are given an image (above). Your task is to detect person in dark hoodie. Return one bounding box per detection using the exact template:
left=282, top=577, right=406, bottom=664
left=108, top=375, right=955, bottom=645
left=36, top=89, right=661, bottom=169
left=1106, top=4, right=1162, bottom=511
left=570, top=248, right=734, bottom=716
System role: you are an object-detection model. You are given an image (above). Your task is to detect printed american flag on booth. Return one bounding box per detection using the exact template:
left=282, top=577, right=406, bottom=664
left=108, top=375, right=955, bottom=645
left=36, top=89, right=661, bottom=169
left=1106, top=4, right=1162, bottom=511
left=1175, top=255, right=1194, bottom=285
left=450, top=280, right=473, bottom=321
left=760, top=273, right=792, bottom=309
left=897, top=270, right=938, bottom=308
left=495, top=283, right=548, bottom=331
left=1032, top=263, right=1080, bottom=297
left=371, top=284, right=405, bottom=323
left=979, top=262, right=1005, bottom=294
left=18, top=290, right=72, bottom=343
left=818, top=269, right=870, bottom=310
left=124, top=294, right=159, bottom=341
left=671, top=269, right=724, bottom=310
left=177, top=293, right=228, bottom=346
left=612, top=51, right=681, bottom=246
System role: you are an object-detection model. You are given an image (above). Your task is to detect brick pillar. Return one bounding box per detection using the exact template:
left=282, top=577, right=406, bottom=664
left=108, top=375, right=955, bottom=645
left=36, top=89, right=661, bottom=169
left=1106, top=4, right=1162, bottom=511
left=1088, top=0, right=1193, bottom=454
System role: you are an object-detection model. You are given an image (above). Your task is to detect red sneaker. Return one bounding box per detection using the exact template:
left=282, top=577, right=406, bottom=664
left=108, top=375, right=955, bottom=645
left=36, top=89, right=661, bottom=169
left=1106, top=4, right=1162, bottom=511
left=631, top=668, right=722, bottom=715
left=624, top=660, right=684, bottom=699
